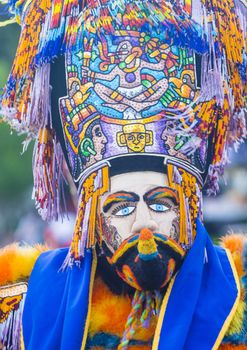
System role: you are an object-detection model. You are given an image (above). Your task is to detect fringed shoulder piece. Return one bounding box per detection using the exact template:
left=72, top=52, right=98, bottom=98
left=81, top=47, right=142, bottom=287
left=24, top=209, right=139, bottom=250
left=220, top=234, right=247, bottom=348
left=0, top=243, right=48, bottom=349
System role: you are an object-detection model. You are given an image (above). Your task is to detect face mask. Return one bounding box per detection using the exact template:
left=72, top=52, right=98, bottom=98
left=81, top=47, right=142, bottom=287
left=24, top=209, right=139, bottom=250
left=101, top=228, right=185, bottom=291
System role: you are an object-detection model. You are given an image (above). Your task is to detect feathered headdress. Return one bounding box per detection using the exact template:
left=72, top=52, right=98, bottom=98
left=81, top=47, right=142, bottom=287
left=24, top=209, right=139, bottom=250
left=0, top=0, right=246, bottom=265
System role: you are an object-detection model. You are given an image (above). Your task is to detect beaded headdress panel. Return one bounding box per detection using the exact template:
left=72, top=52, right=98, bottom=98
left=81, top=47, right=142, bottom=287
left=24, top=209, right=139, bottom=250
left=0, top=0, right=246, bottom=264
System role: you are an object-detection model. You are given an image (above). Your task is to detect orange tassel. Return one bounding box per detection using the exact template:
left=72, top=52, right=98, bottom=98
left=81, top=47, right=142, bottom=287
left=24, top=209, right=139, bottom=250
left=167, top=164, right=200, bottom=245
left=69, top=167, right=109, bottom=262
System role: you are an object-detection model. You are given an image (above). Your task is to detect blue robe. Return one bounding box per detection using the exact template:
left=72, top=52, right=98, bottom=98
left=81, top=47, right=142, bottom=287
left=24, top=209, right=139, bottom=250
left=22, top=220, right=240, bottom=350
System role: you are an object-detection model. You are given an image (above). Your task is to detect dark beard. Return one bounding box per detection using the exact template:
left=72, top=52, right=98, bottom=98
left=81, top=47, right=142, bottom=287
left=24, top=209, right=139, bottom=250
left=96, top=230, right=185, bottom=292
left=96, top=243, right=135, bottom=295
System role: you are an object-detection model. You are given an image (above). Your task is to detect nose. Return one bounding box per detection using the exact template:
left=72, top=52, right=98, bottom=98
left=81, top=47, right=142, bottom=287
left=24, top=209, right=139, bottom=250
left=131, top=200, right=158, bottom=234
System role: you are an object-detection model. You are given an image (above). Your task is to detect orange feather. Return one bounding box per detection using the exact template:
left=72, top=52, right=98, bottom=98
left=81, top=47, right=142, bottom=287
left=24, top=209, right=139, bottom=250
left=0, top=243, right=48, bottom=286
left=220, top=234, right=247, bottom=279
left=219, top=345, right=247, bottom=350
left=89, top=276, right=157, bottom=341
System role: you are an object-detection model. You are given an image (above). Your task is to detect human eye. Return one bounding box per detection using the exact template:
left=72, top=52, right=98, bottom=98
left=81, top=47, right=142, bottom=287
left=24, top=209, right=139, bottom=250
left=149, top=203, right=170, bottom=213
left=112, top=205, right=136, bottom=217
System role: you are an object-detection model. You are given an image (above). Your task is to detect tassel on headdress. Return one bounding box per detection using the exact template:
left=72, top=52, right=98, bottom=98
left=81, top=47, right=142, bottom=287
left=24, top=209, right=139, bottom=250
left=199, top=0, right=247, bottom=193
left=63, top=166, right=109, bottom=266
left=32, top=123, right=66, bottom=221
left=167, top=164, right=201, bottom=248
left=0, top=0, right=75, bottom=220
left=0, top=0, right=246, bottom=263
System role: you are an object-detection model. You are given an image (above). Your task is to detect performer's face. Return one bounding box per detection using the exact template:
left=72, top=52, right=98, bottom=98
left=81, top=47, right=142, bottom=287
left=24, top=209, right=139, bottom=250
left=100, top=171, right=184, bottom=291
left=101, top=172, right=180, bottom=250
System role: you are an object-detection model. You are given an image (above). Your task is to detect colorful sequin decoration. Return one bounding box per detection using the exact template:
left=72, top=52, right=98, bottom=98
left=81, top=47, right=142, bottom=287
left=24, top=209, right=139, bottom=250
left=0, top=283, right=27, bottom=349
left=0, top=0, right=246, bottom=261
left=64, top=166, right=109, bottom=265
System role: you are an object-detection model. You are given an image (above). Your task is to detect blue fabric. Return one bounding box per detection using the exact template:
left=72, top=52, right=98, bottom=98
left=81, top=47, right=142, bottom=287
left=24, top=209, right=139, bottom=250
left=22, top=221, right=238, bottom=350
left=157, top=219, right=239, bottom=350
left=22, top=248, right=93, bottom=350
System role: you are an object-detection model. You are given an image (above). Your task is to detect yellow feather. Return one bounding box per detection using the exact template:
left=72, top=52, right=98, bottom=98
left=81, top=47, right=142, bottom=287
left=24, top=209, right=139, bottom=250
left=220, top=234, right=247, bottom=337
left=0, top=243, right=48, bottom=286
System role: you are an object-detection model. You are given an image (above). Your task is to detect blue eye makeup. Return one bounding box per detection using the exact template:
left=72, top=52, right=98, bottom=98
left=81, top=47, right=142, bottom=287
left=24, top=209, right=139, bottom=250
left=112, top=205, right=136, bottom=217
left=149, top=203, right=170, bottom=213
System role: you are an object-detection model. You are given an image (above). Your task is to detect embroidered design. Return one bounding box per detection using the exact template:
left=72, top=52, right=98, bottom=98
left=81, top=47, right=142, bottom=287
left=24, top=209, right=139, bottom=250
left=59, top=32, right=202, bottom=182
left=1, top=0, right=246, bottom=262
left=0, top=283, right=28, bottom=350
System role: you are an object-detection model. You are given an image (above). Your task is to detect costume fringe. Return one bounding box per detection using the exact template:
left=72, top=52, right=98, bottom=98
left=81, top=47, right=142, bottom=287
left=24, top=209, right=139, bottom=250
left=36, top=0, right=79, bottom=64
left=199, top=0, right=247, bottom=194
left=1, top=0, right=52, bottom=130
left=30, top=64, right=66, bottom=221
left=80, top=0, right=207, bottom=53
left=32, top=126, right=66, bottom=221
left=167, top=164, right=201, bottom=247
left=0, top=289, right=26, bottom=350
left=0, top=0, right=246, bottom=258
left=63, top=166, right=109, bottom=267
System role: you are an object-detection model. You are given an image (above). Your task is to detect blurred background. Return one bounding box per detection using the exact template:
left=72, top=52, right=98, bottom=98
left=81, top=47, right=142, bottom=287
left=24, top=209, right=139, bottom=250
left=0, top=24, right=246, bottom=248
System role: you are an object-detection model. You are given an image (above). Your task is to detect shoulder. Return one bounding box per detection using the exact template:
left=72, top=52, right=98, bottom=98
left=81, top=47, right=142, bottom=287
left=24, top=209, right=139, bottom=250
left=0, top=243, right=47, bottom=287
left=220, top=234, right=247, bottom=280
left=219, top=234, right=247, bottom=348
left=0, top=243, right=48, bottom=348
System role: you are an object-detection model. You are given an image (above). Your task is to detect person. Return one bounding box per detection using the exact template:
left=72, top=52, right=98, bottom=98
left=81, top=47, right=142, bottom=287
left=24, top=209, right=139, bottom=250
left=0, top=0, right=246, bottom=349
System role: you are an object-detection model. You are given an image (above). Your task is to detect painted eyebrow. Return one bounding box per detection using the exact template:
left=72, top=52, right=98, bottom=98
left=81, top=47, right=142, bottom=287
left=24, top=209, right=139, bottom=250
left=143, top=187, right=179, bottom=205
left=103, top=191, right=140, bottom=213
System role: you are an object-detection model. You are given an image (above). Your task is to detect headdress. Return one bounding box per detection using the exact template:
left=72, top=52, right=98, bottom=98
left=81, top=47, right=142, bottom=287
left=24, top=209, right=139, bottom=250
left=0, top=0, right=246, bottom=265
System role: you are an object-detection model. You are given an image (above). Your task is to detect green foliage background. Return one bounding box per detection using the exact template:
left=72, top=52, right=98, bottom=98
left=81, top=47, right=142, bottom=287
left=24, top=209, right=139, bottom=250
left=0, top=24, right=34, bottom=240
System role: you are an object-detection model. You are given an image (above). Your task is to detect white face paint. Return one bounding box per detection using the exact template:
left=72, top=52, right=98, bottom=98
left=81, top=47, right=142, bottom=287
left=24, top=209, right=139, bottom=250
left=101, top=171, right=180, bottom=249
